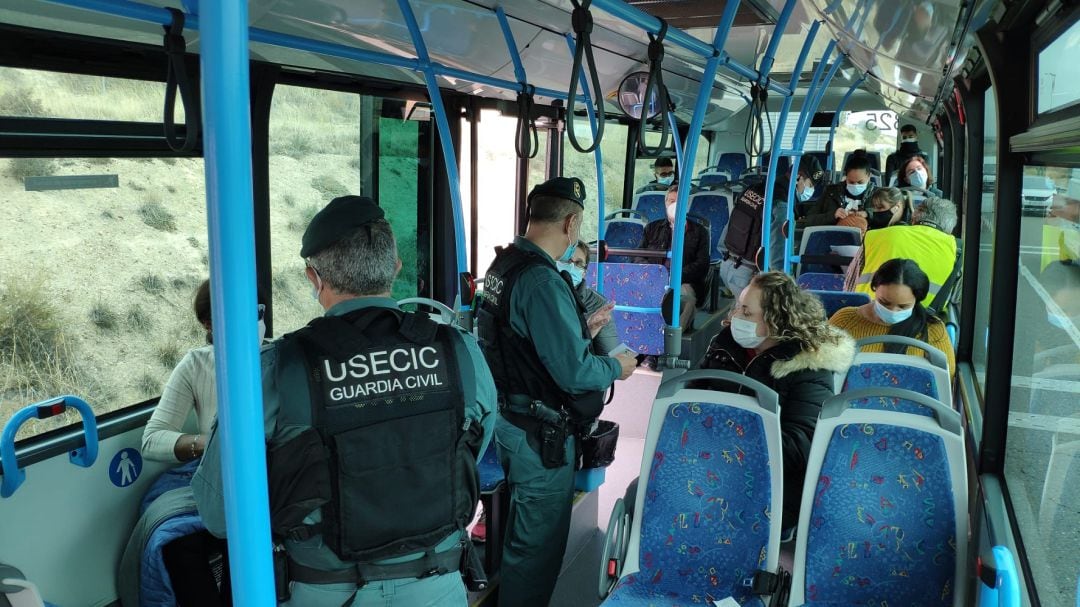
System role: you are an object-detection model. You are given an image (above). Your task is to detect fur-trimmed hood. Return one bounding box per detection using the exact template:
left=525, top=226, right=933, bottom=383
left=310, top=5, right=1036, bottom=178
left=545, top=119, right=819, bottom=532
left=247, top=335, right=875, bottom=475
left=770, top=325, right=856, bottom=379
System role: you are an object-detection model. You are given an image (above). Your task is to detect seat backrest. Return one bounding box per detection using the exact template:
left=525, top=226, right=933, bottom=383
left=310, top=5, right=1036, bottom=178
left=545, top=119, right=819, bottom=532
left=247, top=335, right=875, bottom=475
left=718, top=152, right=748, bottom=177
left=603, top=218, right=648, bottom=263
left=619, top=370, right=782, bottom=603
left=595, top=263, right=669, bottom=355
left=845, top=335, right=952, bottom=410
left=698, top=170, right=731, bottom=188
left=808, top=290, right=870, bottom=318
left=796, top=272, right=845, bottom=292
left=632, top=192, right=667, bottom=224
left=797, top=226, right=863, bottom=275
left=792, top=388, right=968, bottom=606
left=688, top=192, right=730, bottom=263
left=761, top=151, right=790, bottom=177
left=0, top=564, right=46, bottom=607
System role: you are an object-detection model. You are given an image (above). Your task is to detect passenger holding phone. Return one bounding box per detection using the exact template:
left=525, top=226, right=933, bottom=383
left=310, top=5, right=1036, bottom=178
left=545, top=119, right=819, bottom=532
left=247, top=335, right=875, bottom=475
left=559, top=240, right=620, bottom=355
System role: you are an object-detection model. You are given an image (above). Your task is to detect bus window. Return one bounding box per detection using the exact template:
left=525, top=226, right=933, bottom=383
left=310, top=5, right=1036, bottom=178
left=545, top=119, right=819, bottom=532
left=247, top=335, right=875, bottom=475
left=973, top=88, right=997, bottom=392
left=1006, top=162, right=1080, bottom=606
left=269, top=87, right=420, bottom=334
left=1037, top=18, right=1080, bottom=115
left=564, top=121, right=628, bottom=243
left=0, top=70, right=210, bottom=439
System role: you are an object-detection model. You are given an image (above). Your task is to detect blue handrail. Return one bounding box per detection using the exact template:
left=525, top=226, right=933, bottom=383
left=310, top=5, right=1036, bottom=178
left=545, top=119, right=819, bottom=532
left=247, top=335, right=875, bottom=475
left=758, top=5, right=818, bottom=273
left=398, top=0, right=469, bottom=301
left=1, top=396, right=98, bottom=498
left=565, top=34, right=608, bottom=295
left=667, top=112, right=684, bottom=174
left=667, top=0, right=742, bottom=334
left=200, top=1, right=276, bottom=603
left=496, top=6, right=528, bottom=89
left=826, top=75, right=868, bottom=175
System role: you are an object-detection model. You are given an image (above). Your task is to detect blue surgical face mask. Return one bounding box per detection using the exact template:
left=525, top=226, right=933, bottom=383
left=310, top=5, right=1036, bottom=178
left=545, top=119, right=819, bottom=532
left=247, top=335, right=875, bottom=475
left=557, top=261, right=586, bottom=287
left=657, top=174, right=675, bottom=186
left=730, top=317, right=766, bottom=349
left=874, top=299, right=914, bottom=325
left=798, top=184, right=815, bottom=202
left=559, top=218, right=579, bottom=262
left=847, top=181, right=869, bottom=197
left=908, top=168, right=928, bottom=189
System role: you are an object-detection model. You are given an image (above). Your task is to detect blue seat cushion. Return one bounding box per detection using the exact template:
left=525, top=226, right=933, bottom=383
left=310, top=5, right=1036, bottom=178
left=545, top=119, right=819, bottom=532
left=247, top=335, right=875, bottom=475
left=803, top=423, right=957, bottom=605
left=605, top=573, right=767, bottom=606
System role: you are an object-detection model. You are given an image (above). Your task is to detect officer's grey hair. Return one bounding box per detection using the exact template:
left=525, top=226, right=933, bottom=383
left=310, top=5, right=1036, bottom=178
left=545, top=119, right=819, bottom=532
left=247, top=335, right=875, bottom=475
left=308, top=219, right=397, bottom=296
left=915, top=197, right=957, bottom=234
left=529, top=195, right=581, bottom=223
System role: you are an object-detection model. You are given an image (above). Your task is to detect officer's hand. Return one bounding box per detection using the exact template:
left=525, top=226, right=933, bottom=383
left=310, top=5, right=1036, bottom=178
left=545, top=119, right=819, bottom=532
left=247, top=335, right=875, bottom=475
left=834, top=208, right=849, bottom=220
left=587, top=302, right=615, bottom=338
left=615, top=352, right=637, bottom=380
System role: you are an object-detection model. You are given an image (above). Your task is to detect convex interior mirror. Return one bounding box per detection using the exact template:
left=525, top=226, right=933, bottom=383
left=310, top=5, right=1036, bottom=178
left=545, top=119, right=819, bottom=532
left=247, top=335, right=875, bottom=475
left=617, top=71, right=659, bottom=120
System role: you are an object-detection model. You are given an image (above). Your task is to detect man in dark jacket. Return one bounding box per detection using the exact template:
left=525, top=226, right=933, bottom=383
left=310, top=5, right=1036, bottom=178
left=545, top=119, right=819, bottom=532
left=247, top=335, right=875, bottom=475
left=634, top=183, right=711, bottom=329
left=884, top=124, right=924, bottom=180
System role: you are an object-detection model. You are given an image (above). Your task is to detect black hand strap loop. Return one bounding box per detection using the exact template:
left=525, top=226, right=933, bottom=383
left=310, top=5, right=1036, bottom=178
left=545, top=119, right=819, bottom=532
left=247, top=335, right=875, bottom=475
left=163, top=8, right=200, bottom=154
left=566, top=0, right=606, bottom=154
left=515, top=86, right=539, bottom=159
left=636, top=18, right=671, bottom=158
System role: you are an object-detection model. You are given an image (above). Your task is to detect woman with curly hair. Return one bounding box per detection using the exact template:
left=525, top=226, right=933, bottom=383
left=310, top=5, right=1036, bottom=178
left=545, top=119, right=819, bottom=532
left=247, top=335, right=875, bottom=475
left=697, top=272, right=856, bottom=531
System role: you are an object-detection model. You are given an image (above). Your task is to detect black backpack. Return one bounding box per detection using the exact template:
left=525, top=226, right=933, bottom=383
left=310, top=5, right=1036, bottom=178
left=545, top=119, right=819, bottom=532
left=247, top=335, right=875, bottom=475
left=724, top=185, right=765, bottom=262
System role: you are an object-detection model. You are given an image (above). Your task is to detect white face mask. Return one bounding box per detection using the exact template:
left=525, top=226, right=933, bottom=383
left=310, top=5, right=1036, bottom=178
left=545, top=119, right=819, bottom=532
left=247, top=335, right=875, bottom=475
left=901, top=136, right=918, bottom=144
left=666, top=204, right=677, bottom=222
left=874, top=300, right=914, bottom=325
left=908, top=168, right=928, bottom=189
left=847, top=182, right=869, bottom=197
left=257, top=319, right=267, bottom=343
left=730, top=317, right=766, bottom=349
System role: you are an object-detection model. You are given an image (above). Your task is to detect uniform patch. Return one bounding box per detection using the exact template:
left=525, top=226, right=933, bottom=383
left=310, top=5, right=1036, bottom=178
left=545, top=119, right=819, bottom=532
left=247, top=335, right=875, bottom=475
left=320, top=343, right=450, bottom=405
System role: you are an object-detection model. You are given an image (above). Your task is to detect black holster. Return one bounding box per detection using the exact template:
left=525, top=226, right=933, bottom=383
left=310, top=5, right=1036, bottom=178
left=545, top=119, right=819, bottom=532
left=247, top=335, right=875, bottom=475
left=273, top=544, right=290, bottom=602
left=539, top=421, right=569, bottom=469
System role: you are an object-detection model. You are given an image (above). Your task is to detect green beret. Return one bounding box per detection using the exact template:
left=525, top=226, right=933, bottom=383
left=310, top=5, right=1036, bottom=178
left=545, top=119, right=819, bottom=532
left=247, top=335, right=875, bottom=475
left=300, top=195, right=385, bottom=258
left=527, top=176, right=586, bottom=209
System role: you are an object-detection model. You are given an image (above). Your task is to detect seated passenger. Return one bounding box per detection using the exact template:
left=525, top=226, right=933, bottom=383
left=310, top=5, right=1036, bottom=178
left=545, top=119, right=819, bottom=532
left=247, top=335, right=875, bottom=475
left=863, top=186, right=913, bottom=232
left=635, top=156, right=677, bottom=194
left=799, top=149, right=875, bottom=227
left=697, top=272, right=855, bottom=530
left=896, top=155, right=943, bottom=197
left=141, top=279, right=267, bottom=463
left=719, top=155, right=824, bottom=297
left=635, top=183, right=711, bottom=329
left=830, top=258, right=956, bottom=377
left=559, top=240, right=619, bottom=355
left=843, top=197, right=958, bottom=303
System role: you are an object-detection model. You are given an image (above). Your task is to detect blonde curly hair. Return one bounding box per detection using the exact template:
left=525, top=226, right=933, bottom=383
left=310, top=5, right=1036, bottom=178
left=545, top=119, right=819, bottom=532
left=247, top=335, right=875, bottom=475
left=748, top=272, right=841, bottom=352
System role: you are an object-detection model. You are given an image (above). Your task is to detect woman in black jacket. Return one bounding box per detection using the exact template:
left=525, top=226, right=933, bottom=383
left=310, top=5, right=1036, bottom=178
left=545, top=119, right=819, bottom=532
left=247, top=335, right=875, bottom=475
left=799, top=149, right=876, bottom=227
left=698, top=271, right=855, bottom=531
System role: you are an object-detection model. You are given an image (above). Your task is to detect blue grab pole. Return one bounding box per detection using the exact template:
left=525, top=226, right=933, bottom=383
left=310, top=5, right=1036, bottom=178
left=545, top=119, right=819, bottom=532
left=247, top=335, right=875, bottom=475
left=826, top=75, right=868, bottom=174
left=759, top=12, right=819, bottom=273
left=667, top=112, right=684, bottom=174
left=565, top=34, right=607, bottom=295
left=668, top=0, right=742, bottom=332
left=495, top=6, right=527, bottom=87
left=397, top=0, right=468, bottom=302
left=756, top=0, right=799, bottom=84
left=199, top=1, right=275, bottom=604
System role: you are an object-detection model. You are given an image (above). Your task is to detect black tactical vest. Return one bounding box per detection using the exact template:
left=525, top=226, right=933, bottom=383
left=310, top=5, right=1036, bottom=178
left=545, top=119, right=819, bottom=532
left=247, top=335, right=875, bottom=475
left=270, top=307, right=481, bottom=564
left=476, top=244, right=604, bottom=421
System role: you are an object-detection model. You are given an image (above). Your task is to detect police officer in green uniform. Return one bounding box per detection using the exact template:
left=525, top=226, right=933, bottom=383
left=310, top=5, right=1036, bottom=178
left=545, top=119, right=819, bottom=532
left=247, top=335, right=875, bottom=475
left=193, top=195, right=496, bottom=606
left=477, top=177, right=638, bottom=606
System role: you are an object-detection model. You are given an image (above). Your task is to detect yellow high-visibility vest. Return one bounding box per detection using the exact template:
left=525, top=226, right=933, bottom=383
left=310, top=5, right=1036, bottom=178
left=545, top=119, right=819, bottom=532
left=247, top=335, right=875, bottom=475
left=854, top=224, right=958, bottom=306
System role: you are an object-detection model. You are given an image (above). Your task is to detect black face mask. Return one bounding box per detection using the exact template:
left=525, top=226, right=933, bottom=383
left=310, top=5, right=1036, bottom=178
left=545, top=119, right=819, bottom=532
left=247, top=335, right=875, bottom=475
left=868, top=208, right=896, bottom=229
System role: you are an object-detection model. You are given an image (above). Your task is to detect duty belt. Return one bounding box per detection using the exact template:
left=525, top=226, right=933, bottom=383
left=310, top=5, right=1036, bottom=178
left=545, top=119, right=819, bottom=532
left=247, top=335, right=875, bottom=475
left=499, top=395, right=566, bottom=430
left=286, top=544, right=465, bottom=586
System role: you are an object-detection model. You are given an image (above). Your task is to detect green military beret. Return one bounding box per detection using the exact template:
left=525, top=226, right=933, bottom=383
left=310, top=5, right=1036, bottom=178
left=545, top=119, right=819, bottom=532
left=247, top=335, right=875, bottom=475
left=300, top=195, right=385, bottom=258
left=527, top=176, right=587, bottom=209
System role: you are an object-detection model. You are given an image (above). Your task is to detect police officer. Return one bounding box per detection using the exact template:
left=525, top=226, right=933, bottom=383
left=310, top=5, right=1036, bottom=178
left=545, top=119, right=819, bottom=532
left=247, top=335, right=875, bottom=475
left=193, top=196, right=496, bottom=606
left=477, top=177, right=637, bottom=606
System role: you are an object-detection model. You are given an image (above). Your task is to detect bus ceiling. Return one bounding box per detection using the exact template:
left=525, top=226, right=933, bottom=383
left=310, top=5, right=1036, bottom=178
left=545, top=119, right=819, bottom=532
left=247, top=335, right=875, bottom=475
left=0, top=0, right=991, bottom=125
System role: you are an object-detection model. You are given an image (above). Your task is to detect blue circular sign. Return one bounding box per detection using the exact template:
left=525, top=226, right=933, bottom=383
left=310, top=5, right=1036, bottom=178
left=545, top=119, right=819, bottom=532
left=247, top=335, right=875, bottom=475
left=109, top=448, right=143, bottom=488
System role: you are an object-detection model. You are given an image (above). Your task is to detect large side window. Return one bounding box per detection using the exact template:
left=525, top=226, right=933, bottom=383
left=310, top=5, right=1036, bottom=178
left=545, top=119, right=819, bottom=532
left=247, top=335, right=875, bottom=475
left=972, top=88, right=996, bottom=390
left=1037, top=18, right=1080, bottom=115
left=0, top=68, right=207, bottom=438
left=563, top=122, right=629, bottom=245
left=1004, top=163, right=1080, bottom=605
left=269, top=87, right=419, bottom=335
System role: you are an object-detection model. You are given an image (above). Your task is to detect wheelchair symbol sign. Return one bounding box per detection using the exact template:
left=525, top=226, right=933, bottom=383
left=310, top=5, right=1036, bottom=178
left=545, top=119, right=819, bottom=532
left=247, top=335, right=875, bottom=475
left=109, top=448, right=142, bottom=488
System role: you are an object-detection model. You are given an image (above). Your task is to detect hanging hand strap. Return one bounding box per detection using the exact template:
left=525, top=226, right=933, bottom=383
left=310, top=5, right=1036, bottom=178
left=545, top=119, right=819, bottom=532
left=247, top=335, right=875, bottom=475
left=566, top=0, right=606, bottom=154
left=636, top=19, right=671, bottom=158
left=163, top=8, right=201, bottom=153
left=516, top=85, right=540, bottom=159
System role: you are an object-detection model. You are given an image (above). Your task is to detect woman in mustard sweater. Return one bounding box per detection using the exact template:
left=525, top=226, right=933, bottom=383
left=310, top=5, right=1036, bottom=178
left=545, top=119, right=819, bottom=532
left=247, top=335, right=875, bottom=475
left=829, top=258, right=955, bottom=376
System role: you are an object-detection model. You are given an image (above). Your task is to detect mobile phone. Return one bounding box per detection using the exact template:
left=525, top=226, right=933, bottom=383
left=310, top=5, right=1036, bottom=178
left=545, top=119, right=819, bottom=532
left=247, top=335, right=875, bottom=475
left=608, top=343, right=634, bottom=357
